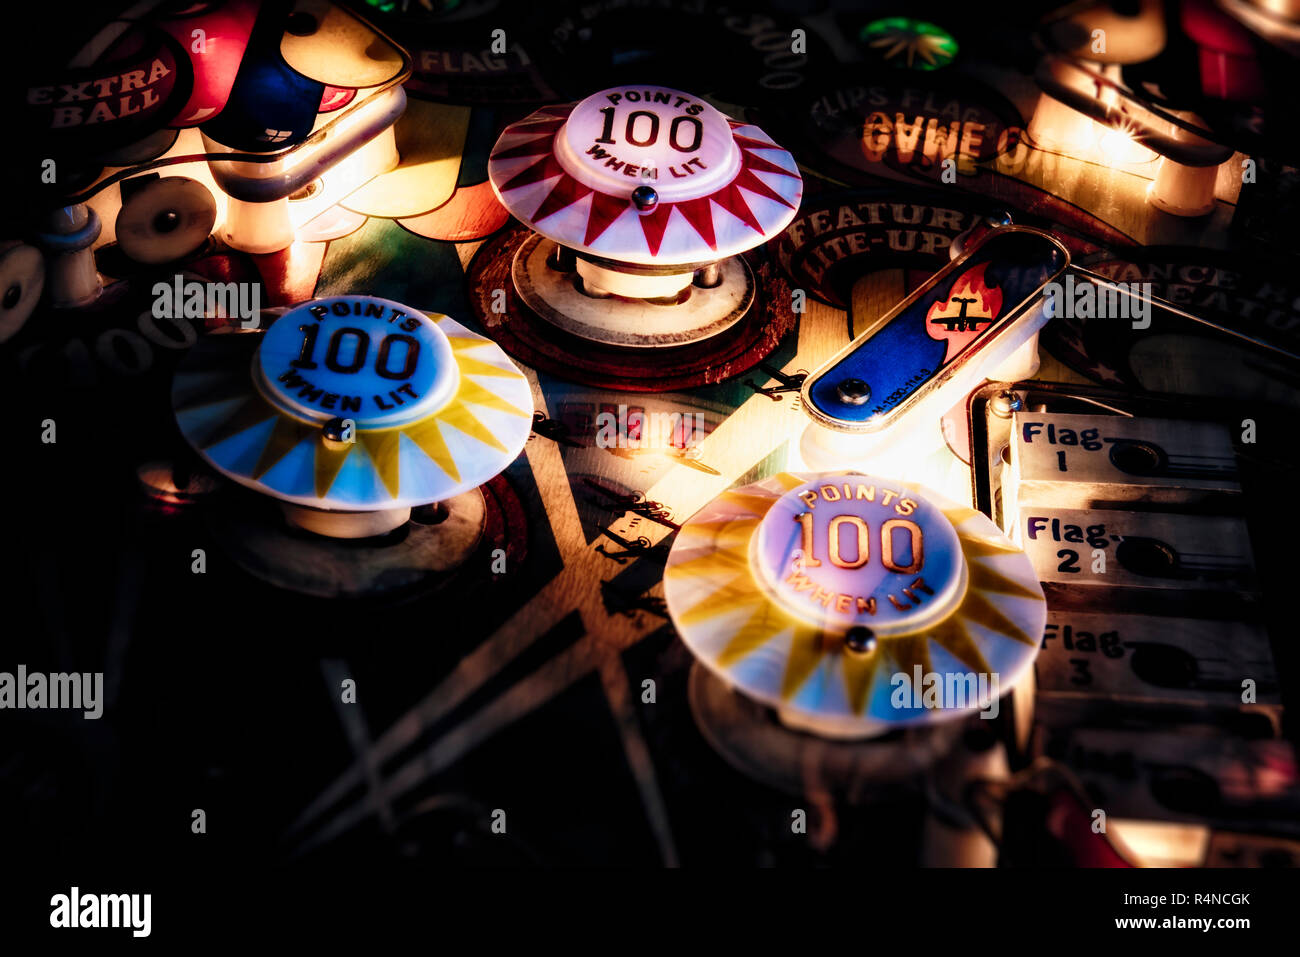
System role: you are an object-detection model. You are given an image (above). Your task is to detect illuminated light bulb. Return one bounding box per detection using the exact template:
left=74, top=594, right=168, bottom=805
left=1109, top=820, right=1209, bottom=868
left=1026, top=59, right=1103, bottom=155
left=1095, top=117, right=1159, bottom=167
left=1098, top=127, right=1134, bottom=165
left=207, top=85, right=407, bottom=253
left=287, top=122, right=402, bottom=232
left=198, top=2, right=411, bottom=254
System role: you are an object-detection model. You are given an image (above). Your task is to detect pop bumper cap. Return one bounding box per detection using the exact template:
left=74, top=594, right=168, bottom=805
left=173, top=295, right=533, bottom=511
left=664, top=472, right=1046, bottom=738
left=488, top=85, right=803, bottom=267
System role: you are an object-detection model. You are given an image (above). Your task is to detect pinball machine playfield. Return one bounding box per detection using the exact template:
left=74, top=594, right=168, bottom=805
left=1, top=0, right=1300, bottom=931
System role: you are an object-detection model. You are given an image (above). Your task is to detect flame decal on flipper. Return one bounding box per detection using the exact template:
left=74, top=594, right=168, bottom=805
left=926, top=262, right=1004, bottom=363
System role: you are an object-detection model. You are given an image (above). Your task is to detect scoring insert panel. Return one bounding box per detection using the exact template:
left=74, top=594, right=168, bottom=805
left=255, top=295, right=459, bottom=430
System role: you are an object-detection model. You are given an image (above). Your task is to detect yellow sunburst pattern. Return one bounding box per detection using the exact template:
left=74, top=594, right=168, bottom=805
left=173, top=311, right=533, bottom=511
left=663, top=472, right=1046, bottom=738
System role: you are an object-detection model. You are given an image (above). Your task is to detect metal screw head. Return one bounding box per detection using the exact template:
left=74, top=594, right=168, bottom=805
left=985, top=210, right=1013, bottom=229
left=836, top=377, right=871, bottom=405
left=844, top=626, right=877, bottom=654
left=631, top=185, right=659, bottom=212
left=153, top=209, right=181, bottom=234
left=990, top=390, right=1024, bottom=419
left=321, top=417, right=351, bottom=443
